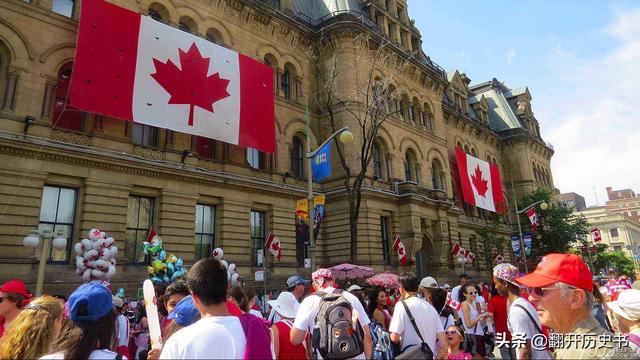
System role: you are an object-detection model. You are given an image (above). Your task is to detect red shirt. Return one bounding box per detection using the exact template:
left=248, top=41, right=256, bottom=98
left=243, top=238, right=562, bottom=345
left=488, top=294, right=511, bottom=340
left=0, top=316, right=5, bottom=339
left=275, top=320, right=308, bottom=360
left=226, top=299, right=243, bottom=316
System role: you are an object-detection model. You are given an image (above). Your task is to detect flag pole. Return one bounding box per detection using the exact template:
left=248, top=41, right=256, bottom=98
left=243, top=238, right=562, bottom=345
left=511, top=179, right=529, bottom=273
left=306, top=103, right=315, bottom=271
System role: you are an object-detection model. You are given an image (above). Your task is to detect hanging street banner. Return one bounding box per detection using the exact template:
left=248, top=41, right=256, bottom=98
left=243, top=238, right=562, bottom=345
left=523, top=233, right=532, bottom=256
left=295, top=199, right=309, bottom=246
left=312, top=141, right=331, bottom=181
left=312, top=194, right=326, bottom=239
left=455, top=148, right=506, bottom=213
left=511, top=234, right=521, bottom=257
left=70, top=0, right=275, bottom=152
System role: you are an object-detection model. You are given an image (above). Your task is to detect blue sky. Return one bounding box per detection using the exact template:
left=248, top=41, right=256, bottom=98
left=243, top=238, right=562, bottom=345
left=408, top=0, right=640, bottom=206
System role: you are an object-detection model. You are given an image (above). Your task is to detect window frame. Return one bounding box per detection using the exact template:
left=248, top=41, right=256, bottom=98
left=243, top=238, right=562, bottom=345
left=132, top=123, right=158, bottom=148
left=281, top=68, right=291, bottom=100
left=610, top=228, right=619, bottom=238
left=195, top=204, right=216, bottom=261
left=291, top=137, right=305, bottom=180
left=38, top=185, right=78, bottom=262
left=381, top=216, right=391, bottom=265
left=372, top=143, right=383, bottom=180
left=247, top=147, right=263, bottom=170
left=250, top=210, right=266, bottom=266
left=125, top=195, right=155, bottom=264
left=51, top=0, right=74, bottom=18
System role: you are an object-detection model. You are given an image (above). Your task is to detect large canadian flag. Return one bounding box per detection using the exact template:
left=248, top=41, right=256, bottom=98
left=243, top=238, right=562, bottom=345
left=455, top=148, right=506, bottom=213
left=70, top=0, right=275, bottom=153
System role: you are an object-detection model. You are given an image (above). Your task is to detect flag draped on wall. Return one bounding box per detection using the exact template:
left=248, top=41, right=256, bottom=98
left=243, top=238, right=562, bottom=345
left=70, top=0, right=275, bottom=152
left=454, top=148, right=506, bottom=213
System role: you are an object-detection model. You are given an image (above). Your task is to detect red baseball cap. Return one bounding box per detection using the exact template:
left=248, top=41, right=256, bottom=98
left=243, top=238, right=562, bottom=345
left=516, top=253, right=593, bottom=292
left=0, top=279, right=32, bottom=299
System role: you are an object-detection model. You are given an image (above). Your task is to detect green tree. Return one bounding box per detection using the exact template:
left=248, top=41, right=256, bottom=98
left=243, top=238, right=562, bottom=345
left=477, top=213, right=509, bottom=270
left=589, top=244, right=637, bottom=277
left=517, top=188, right=590, bottom=261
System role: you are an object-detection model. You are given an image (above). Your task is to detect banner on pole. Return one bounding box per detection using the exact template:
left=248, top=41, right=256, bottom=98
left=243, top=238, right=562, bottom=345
left=312, top=141, right=331, bottom=181
left=511, top=235, right=521, bottom=257
left=312, top=194, right=326, bottom=240
left=523, top=233, right=533, bottom=256
left=295, top=199, right=309, bottom=246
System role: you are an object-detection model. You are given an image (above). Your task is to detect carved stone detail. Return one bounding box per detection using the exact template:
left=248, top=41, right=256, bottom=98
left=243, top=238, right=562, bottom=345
left=50, top=129, right=90, bottom=146
left=133, top=146, right=165, bottom=161
left=198, top=159, right=223, bottom=172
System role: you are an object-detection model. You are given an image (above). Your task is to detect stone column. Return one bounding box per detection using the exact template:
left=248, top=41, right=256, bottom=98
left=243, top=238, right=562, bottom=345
left=2, top=70, right=18, bottom=112
left=41, top=80, right=56, bottom=120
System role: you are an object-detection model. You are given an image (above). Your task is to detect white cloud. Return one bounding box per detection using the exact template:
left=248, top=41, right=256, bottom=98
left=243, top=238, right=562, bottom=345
left=506, top=49, right=517, bottom=64
left=541, top=8, right=640, bottom=206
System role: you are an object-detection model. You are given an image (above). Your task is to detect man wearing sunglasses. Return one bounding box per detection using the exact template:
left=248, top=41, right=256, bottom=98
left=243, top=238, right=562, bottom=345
left=517, top=253, right=636, bottom=359
left=493, top=263, right=550, bottom=360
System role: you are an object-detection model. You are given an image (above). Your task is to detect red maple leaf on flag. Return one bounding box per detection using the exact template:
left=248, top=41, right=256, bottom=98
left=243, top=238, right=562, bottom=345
left=151, top=43, right=230, bottom=127
left=470, top=165, right=489, bottom=197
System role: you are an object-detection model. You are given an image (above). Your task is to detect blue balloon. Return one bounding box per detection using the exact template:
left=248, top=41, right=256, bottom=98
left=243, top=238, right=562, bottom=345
left=167, top=262, right=175, bottom=274
left=159, top=250, right=167, bottom=261
left=176, top=258, right=184, bottom=267
left=162, top=275, right=170, bottom=283
left=151, top=276, right=163, bottom=284
left=171, top=268, right=186, bottom=281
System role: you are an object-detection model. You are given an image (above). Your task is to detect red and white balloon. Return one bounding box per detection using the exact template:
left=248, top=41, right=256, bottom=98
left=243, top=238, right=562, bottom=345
left=212, top=247, right=239, bottom=286
left=74, top=228, right=118, bottom=282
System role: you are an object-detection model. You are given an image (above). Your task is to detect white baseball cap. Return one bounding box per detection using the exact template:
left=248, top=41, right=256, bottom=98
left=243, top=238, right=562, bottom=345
left=419, top=276, right=438, bottom=288
left=607, top=289, right=640, bottom=321
left=347, top=285, right=363, bottom=292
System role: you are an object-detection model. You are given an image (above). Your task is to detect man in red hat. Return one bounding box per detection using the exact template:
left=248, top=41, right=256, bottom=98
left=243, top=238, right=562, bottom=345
left=0, top=279, right=32, bottom=338
left=517, top=253, right=635, bottom=359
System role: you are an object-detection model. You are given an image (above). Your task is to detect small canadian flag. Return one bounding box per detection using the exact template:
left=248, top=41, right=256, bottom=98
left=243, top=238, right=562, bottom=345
left=591, top=227, right=602, bottom=242
left=451, top=242, right=461, bottom=256
left=446, top=291, right=462, bottom=312
left=392, top=234, right=407, bottom=265
left=526, top=207, right=539, bottom=231
left=264, top=231, right=281, bottom=261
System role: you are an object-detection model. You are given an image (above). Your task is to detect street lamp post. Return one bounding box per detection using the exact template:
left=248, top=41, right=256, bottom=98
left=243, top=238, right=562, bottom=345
left=305, top=115, right=353, bottom=271
left=23, top=228, right=67, bottom=296
left=511, top=182, right=548, bottom=273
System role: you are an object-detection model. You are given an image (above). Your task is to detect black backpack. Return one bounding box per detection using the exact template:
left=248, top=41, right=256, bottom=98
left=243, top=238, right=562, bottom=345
left=312, top=289, right=364, bottom=360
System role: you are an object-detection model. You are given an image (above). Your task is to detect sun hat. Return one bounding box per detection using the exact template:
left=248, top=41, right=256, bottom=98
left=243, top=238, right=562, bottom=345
left=347, top=284, right=363, bottom=292
left=0, top=279, right=32, bottom=299
left=167, top=295, right=199, bottom=326
left=286, top=275, right=310, bottom=289
left=516, top=253, right=593, bottom=292
left=493, top=263, right=520, bottom=284
left=67, top=282, right=114, bottom=322
left=268, top=291, right=299, bottom=319
left=419, top=276, right=439, bottom=288
left=607, top=289, right=640, bottom=321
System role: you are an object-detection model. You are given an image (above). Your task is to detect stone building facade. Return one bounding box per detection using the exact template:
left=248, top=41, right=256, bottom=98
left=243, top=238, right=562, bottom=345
left=0, top=0, right=554, bottom=294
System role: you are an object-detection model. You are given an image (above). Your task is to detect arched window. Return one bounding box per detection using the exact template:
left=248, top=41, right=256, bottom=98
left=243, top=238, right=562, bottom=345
left=178, top=22, right=190, bottom=33
left=53, top=62, right=84, bottom=131
left=405, top=149, right=417, bottom=182
left=291, top=136, right=304, bottom=180
left=372, top=143, right=383, bottom=179
left=464, top=145, right=470, bottom=154
left=281, top=68, right=291, bottom=100
left=148, top=9, right=163, bottom=22
left=432, top=158, right=443, bottom=190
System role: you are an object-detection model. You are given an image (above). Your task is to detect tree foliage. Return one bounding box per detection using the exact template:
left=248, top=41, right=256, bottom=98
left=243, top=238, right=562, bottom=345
left=476, top=213, right=509, bottom=270
left=518, top=188, right=590, bottom=261
left=575, top=243, right=637, bottom=277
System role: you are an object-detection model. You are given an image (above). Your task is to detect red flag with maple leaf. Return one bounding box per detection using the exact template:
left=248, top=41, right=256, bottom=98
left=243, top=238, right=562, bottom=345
left=455, top=148, right=506, bottom=213
left=392, top=234, right=408, bottom=265
left=70, top=0, right=275, bottom=153
left=265, top=231, right=281, bottom=261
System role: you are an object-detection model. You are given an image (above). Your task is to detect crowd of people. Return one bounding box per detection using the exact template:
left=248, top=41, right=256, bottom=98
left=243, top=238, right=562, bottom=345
left=0, top=253, right=639, bottom=359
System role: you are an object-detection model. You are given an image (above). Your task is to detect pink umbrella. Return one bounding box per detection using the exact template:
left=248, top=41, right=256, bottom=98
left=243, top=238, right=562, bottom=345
left=366, top=272, right=399, bottom=289
left=329, top=263, right=375, bottom=280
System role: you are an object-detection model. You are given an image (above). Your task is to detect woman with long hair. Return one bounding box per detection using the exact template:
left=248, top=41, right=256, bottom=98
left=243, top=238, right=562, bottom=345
left=42, top=282, right=121, bottom=359
left=431, top=288, right=455, bottom=329
left=445, top=325, right=472, bottom=360
left=460, top=284, right=489, bottom=358
left=0, top=295, right=63, bottom=359
left=367, top=287, right=391, bottom=330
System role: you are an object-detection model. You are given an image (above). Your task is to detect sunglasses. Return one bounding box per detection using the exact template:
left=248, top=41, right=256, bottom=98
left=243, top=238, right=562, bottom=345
left=466, top=291, right=478, bottom=295
left=527, top=285, right=576, bottom=297
left=445, top=330, right=460, bottom=336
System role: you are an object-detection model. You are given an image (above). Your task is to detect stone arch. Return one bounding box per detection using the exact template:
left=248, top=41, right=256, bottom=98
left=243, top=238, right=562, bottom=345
left=282, top=118, right=318, bottom=148
left=202, top=19, right=234, bottom=47
left=372, top=136, right=391, bottom=180
left=144, top=1, right=173, bottom=24
left=0, top=19, right=35, bottom=61
left=39, top=43, right=75, bottom=63
left=280, top=54, right=303, bottom=76
left=376, top=125, right=396, bottom=150
left=177, top=15, right=199, bottom=34
left=256, top=44, right=283, bottom=63
left=399, top=137, right=424, bottom=160
left=426, top=148, right=447, bottom=169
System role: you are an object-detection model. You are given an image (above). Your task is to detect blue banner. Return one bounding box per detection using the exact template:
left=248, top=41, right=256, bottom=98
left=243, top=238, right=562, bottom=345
left=312, top=141, right=331, bottom=181
left=523, top=233, right=533, bottom=256
left=511, top=235, right=521, bottom=257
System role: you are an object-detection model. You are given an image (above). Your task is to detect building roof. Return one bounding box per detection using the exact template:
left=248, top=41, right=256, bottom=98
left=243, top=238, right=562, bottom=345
left=292, top=0, right=364, bottom=20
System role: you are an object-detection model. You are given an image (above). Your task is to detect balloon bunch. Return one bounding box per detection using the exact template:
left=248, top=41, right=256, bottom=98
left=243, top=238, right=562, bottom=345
left=212, top=248, right=240, bottom=286
left=74, top=228, right=118, bottom=282
left=143, top=233, right=186, bottom=284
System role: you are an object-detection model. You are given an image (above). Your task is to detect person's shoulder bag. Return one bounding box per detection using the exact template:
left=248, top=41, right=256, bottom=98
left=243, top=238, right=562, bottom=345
left=394, top=299, right=434, bottom=360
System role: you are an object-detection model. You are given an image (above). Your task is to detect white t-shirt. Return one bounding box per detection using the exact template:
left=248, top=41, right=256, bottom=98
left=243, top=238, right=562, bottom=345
left=293, top=287, right=371, bottom=360
left=116, top=314, right=129, bottom=347
left=461, top=301, right=484, bottom=335
left=389, top=297, right=443, bottom=352
left=249, top=309, right=263, bottom=318
left=440, top=314, right=455, bottom=330
left=160, top=316, right=247, bottom=359
left=41, top=349, right=124, bottom=359
left=451, top=285, right=462, bottom=304
left=507, top=297, right=552, bottom=360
